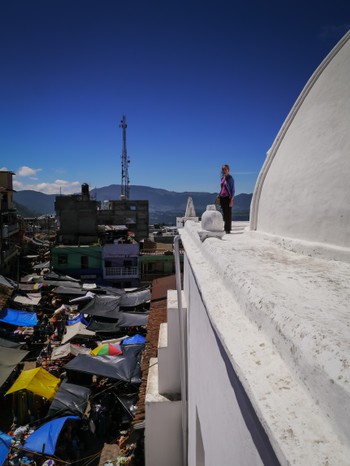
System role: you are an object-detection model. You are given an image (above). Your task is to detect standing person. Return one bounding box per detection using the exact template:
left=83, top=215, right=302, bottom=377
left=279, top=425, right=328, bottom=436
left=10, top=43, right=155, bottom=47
left=219, top=164, right=235, bottom=234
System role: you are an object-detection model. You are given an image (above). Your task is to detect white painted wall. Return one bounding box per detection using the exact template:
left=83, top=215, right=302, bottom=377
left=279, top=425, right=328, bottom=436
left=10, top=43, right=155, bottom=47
left=185, top=257, right=265, bottom=466
left=145, top=358, right=182, bottom=466
left=158, top=291, right=181, bottom=395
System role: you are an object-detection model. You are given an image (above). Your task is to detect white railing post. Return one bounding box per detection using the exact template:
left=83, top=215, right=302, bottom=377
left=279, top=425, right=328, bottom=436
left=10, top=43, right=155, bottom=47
left=174, top=235, right=188, bottom=465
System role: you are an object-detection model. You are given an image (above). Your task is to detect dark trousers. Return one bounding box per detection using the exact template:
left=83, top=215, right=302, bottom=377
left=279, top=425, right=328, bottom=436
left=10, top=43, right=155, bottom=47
left=220, top=196, right=232, bottom=233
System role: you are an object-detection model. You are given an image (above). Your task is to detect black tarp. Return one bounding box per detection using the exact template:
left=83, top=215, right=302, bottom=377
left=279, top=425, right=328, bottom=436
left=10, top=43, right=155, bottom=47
left=47, top=381, right=91, bottom=418
left=0, top=346, right=29, bottom=388
left=87, top=312, right=148, bottom=333
left=120, top=288, right=151, bottom=307
left=80, top=295, right=121, bottom=318
left=99, top=286, right=151, bottom=307
left=44, top=280, right=82, bottom=288
left=117, top=393, right=139, bottom=418
left=87, top=319, right=121, bottom=333
left=117, top=312, right=149, bottom=327
left=64, top=344, right=144, bottom=383
left=0, top=337, right=22, bottom=349
left=52, top=286, right=87, bottom=296
left=43, top=272, right=80, bottom=282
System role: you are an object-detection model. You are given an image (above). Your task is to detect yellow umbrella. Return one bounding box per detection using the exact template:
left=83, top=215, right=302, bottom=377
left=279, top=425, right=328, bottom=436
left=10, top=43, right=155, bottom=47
left=6, top=367, right=60, bottom=400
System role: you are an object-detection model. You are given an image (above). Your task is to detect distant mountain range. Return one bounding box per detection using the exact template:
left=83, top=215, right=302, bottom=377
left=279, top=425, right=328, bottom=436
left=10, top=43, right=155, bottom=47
left=14, top=184, right=253, bottom=224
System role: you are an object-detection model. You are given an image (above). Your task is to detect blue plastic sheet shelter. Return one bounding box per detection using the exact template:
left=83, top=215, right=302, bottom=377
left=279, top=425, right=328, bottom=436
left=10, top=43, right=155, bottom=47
left=122, top=334, right=146, bottom=345
left=67, top=314, right=89, bottom=326
left=0, top=431, right=12, bottom=466
left=0, top=308, right=38, bottom=327
left=24, top=416, right=80, bottom=456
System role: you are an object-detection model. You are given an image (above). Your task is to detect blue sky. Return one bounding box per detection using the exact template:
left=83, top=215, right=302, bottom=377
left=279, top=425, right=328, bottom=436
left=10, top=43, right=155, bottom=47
left=1, top=0, right=349, bottom=196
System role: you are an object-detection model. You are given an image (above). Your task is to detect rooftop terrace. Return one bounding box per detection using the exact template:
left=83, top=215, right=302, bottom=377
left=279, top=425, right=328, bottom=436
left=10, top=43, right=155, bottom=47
left=179, top=220, right=350, bottom=464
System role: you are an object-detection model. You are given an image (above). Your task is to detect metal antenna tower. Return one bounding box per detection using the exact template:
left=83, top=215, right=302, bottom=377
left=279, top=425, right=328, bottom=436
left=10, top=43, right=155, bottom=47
left=119, top=114, right=130, bottom=199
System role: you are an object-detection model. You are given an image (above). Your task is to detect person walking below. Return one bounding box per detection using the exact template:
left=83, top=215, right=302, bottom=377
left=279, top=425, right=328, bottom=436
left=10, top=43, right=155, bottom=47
left=219, top=164, right=235, bottom=234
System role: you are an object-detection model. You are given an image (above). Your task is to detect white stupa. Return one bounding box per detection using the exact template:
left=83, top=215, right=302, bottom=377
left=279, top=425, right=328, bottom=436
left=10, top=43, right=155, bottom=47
left=176, top=196, right=199, bottom=228
left=250, top=31, right=350, bottom=262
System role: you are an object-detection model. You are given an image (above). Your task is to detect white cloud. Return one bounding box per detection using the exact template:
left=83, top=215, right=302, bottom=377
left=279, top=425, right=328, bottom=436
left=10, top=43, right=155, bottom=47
left=17, top=166, right=42, bottom=177
left=13, top=179, right=81, bottom=195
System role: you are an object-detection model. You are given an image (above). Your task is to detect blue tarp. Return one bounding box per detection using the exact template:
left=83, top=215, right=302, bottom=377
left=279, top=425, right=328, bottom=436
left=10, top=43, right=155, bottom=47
left=67, top=314, right=89, bottom=326
left=122, top=334, right=146, bottom=345
left=0, top=431, right=12, bottom=466
left=24, top=416, right=79, bottom=455
left=0, top=308, right=38, bottom=327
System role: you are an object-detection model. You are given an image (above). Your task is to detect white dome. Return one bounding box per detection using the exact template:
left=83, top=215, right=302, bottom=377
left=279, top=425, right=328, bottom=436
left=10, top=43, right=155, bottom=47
left=250, top=31, right=350, bottom=260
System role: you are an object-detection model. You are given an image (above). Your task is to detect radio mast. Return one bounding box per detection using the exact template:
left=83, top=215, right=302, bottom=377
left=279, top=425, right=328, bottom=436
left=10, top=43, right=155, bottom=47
left=119, top=114, right=130, bottom=199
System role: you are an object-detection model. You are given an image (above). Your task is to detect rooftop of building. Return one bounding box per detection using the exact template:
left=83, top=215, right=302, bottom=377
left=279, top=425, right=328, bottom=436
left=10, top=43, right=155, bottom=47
left=179, top=218, right=350, bottom=463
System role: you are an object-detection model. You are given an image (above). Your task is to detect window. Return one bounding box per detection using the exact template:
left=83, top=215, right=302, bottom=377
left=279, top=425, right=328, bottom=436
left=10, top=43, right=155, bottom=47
left=58, top=254, right=68, bottom=265
left=81, top=255, right=89, bottom=269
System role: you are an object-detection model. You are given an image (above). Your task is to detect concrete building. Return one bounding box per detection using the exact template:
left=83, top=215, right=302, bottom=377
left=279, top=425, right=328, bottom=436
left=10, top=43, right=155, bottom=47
left=145, top=30, right=350, bottom=465
left=51, top=242, right=140, bottom=287
left=139, top=248, right=177, bottom=285
left=55, top=183, right=99, bottom=245
left=103, top=242, right=140, bottom=288
left=98, top=199, right=149, bottom=243
left=51, top=244, right=103, bottom=283
left=0, top=171, right=21, bottom=278
left=54, top=184, right=148, bottom=285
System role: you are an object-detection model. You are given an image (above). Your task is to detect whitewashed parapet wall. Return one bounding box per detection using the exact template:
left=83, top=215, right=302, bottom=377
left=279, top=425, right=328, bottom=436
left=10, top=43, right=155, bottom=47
left=180, top=219, right=350, bottom=465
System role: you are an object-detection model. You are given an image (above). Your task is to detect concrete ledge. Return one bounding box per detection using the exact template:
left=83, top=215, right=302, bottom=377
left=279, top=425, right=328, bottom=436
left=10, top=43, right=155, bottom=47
left=157, top=291, right=182, bottom=395
left=179, top=220, right=350, bottom=465
left=158, top=322, right=180, bottom=395
left=145, top=358, right=182, bottom=466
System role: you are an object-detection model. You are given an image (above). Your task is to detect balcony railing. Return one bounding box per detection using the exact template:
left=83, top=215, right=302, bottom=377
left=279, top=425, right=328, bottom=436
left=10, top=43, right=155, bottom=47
left=104, top=266, right=139, bottom=278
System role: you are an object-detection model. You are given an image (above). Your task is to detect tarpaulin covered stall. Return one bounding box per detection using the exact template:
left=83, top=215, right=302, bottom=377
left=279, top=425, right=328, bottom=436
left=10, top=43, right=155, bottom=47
left=87, top=312, right=148, bottom=333
left=42, top=280, right=82, bottom=289
left=6, top=367, right=60, bottom=400
left=86, top=319, right=120, bottom=333
left=0, top=308, right=38, bottom=327
left=0, top=431, right=13, bottom=466
left=61, top=322, right=96, bottom=345
left=0, top=337, right=22, bottom=349
left=50, top=343, right=91, bottom=360
left=0, top=346, right=29, bottom=388
left=24, top=416, right=79, bottom=456
left=117, top=312, right=149, bottom=327
left=12, top=293, right=42, bottom=306
left=120, top=288, right=151, bottom=307
left=51, top=286, right=86, bottom=297
left=67, top=314, right=89, bottom=326
left=0, top=275, right=17, bottom=289
left=47, top=382, right=91, bottom=418
left=44, top=272, right=80, bottom=282
left=122, top=334, right=146, bottom=345
left=80, top=295, right=121, bottom=318
left=64, top=344, right=144, bottom=383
